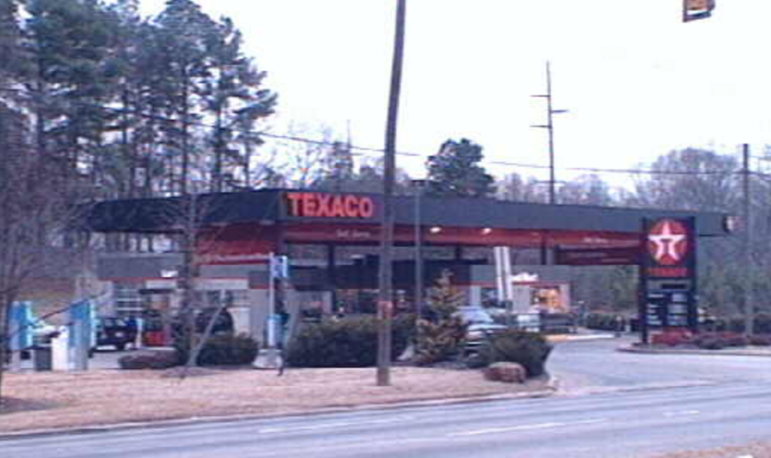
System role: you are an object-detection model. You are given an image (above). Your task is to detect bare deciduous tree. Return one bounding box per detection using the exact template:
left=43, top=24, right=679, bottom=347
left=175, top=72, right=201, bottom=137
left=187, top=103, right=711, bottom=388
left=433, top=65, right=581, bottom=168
left=0, top=103, right=82, bottom=403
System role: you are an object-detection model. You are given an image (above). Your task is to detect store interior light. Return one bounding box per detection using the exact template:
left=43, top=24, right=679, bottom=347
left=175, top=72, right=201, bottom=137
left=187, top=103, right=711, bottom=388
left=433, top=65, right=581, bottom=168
left=429, top=226, right=442, bottom=234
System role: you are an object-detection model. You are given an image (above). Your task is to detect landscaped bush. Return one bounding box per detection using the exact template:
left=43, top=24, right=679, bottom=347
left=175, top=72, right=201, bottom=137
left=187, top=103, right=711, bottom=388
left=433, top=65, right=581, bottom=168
left=695, top=336, right=726, bottom=350
left=412, top=269, right=468, bottom=365
left=719, top=332, right=748, bottom=348
left=196, top=334, right=260, bottom=366
left=119, top=350, right=180, bottom=370
left=691, top=332, right=747, bottom=350
left=728, top=317, right=746, bottom=334
left=711, top=315, right=771, bottom=335
left=749, top=335, right=771, bottom=346
left=651, top=330, right=693, bottom=347
left=393, top=313, right=416, bottom=355
left=754, top=314, right=771, bottom=335
left=286, top=314, right=414, bottom=368
left=414, top=316, right=467, bottom=365
left=478, top=329, right=552, bottom=378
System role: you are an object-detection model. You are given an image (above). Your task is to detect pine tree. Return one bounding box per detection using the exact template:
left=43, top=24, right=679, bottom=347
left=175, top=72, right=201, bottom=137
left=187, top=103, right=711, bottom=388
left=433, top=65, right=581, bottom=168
left=201, top=16, right=276, bottom=192
left=0, top=0, right=26, bottom=86
left=427, top=269, right=466, bottom=321
left=155, top=0, right=217, bottom=194
left=25, top=0, right=121, bottom=190
left=426, top=138, right=495, bottom=198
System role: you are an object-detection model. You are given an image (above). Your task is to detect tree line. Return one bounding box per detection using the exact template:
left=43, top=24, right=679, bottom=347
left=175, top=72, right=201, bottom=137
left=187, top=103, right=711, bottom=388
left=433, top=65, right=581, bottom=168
left=0, top=0, right=277, bottom=199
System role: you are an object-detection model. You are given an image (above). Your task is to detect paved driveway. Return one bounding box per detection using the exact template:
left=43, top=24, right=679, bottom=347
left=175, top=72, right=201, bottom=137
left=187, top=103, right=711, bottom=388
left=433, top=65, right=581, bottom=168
left=549, top=336, right=771, bottom=393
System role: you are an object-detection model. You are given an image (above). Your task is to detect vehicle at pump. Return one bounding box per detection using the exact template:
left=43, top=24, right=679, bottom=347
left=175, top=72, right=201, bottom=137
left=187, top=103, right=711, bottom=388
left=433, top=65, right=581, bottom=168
left=95, top=317, right=137, bottom=351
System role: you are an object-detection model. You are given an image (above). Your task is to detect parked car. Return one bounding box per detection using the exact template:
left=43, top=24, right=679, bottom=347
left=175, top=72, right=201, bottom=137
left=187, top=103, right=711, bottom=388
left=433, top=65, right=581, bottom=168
left=194, top=308, right=235, bottom=335
left=96, top=317, right=137, bottom=351
left=539, top=312, right=577, bottom=334
left=171, top=308, right=235, bottom=340
left=453, top=306, right=507, bottom=354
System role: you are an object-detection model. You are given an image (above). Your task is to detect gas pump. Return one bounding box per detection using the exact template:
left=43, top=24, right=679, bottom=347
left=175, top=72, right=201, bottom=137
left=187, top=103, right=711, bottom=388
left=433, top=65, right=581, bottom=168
left=493, top=247, right=541, bottom=331
left=8, top=302, right=33, bottom=371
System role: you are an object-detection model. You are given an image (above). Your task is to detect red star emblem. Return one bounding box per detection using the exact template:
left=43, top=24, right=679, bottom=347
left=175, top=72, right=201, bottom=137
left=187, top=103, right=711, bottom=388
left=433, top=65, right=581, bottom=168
left=648, top=220, right=689, bottom=266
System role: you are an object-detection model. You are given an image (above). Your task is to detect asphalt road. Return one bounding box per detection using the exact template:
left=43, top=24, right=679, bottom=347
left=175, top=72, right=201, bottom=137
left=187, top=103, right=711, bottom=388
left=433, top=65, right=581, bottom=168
left=4, top=337, right=771, bottom=458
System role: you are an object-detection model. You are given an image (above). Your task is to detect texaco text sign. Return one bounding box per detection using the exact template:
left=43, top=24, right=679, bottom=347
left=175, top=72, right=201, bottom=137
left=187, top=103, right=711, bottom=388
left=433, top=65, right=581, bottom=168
left=284, top=192, right=376, bottom=219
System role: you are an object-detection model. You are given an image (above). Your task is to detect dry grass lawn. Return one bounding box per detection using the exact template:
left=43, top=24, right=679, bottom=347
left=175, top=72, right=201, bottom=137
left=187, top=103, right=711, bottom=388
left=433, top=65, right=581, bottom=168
left=0, top=367, right=549, bottom=434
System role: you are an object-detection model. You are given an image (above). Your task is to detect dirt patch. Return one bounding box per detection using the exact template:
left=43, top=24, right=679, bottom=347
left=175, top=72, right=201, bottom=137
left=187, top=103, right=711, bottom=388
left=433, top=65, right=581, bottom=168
left=0, top=397, right=62, bottom=415
left=0, top=367, right=550, bottom=434
left=655, top=442, right=771, bottom=458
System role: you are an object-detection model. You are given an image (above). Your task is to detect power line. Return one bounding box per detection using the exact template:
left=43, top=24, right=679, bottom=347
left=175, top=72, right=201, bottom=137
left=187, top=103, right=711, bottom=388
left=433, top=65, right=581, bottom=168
left=0, top=85, right=746, bottom=178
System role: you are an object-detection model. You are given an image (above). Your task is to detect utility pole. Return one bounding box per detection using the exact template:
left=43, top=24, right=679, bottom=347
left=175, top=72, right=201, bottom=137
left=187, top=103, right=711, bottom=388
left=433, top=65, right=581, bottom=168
left=531, top=62, right=567, bottom=205
left=377, top=0, right=406, bottom=387
left=742, top=144, right=754, bottom=337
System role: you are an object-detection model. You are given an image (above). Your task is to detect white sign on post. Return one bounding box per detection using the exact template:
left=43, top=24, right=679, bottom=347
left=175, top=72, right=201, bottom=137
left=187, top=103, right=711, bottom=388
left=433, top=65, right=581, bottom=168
left=512, top=285, right=532, bottom=314
left=52, top=328, right=70, bottom=371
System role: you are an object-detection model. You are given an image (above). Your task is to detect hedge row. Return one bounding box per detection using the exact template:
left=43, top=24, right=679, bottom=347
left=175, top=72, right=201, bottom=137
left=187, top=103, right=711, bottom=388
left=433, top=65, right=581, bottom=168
left=586, top=312, right=771, bottom=335
left=706, top=314, right=771, bottom=334
left=286, top=314, right=415, bottom=368
left=651, top=331, right=771, bottom=350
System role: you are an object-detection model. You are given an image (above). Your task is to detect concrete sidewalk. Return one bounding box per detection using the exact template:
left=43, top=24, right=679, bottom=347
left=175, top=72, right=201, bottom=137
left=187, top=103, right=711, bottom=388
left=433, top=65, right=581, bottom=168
left=546, top=331, right=616, bottom=343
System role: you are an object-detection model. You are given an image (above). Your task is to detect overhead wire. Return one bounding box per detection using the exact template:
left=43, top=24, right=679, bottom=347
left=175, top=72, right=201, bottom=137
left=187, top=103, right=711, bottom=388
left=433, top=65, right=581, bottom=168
left=0, top=85, right=748, bottom=178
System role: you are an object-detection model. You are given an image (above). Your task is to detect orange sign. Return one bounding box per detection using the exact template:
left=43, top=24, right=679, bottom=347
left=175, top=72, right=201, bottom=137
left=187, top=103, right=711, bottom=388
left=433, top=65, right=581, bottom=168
left=285, top=192, right=376, bottom=219
left=686, top=0, right=710, bottom=11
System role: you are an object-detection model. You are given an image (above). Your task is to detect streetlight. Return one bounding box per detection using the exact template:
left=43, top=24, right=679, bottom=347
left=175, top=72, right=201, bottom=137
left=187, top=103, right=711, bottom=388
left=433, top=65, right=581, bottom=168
left=411, top=179, right=428, bottom=319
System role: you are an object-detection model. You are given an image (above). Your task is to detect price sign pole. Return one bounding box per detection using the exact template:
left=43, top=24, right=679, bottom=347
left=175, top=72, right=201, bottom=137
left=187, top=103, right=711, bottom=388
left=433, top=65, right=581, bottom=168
left=640, top=218, right=698, bottom=345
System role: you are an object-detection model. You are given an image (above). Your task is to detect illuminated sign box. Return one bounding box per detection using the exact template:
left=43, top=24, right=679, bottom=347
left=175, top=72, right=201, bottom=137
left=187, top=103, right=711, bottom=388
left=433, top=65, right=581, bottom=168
left=282, top=192, right=381, bottom=221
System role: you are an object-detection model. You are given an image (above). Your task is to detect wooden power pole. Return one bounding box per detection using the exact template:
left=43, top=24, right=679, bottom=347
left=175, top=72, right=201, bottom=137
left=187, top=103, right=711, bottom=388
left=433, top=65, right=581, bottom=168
left=377, top=0, right=407, bottom=387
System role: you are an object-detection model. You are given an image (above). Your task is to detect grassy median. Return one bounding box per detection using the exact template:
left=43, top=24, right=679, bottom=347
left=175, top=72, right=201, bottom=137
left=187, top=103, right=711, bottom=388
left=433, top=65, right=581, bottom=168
left=0, top=367, right=550, bottom=434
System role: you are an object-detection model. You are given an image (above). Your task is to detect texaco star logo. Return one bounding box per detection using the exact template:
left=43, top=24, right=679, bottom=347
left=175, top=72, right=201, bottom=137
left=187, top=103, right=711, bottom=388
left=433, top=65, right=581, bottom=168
left=648, top=219, right=689, bottom=266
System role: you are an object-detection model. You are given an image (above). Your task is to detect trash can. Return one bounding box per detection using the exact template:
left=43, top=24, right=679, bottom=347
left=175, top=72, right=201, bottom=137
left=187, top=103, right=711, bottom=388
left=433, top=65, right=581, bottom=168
left=33, top=345, right=53, bottom=371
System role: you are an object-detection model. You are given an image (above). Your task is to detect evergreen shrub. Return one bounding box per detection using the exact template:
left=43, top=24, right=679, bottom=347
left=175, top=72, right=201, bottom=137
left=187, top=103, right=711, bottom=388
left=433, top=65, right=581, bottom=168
left=478, top=329, right=552, bottom=377
left=286, top=314, right=414, bottom=368
left=196, top=334, right=259, bottom=366
left=119, top=350, right=180, bottom=370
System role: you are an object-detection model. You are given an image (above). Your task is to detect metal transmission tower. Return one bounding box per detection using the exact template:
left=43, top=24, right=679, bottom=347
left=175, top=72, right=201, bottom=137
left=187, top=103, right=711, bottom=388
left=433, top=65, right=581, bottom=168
left=531, top=62, right=568, bottom=205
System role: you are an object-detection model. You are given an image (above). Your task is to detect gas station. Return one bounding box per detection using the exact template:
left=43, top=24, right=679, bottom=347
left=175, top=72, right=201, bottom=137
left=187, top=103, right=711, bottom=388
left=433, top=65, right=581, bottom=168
left=83, top=189, right=732, bottom=345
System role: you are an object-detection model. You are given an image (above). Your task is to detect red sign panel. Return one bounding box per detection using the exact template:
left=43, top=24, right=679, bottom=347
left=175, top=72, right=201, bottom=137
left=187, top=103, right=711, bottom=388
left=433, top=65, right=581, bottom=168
left=647, top=219, right=689, bottom=266
left=644, top=218, right=695, bottom=279
left=424, top=227, right=543, bottom=247
left=196, top=224, right=276, bottom=265
left=547, top=230, right=640, bottom=248
left=556, top=246, right=640, bottom=266
left=283, top=223, right=414, bottom=244
left=284, top=192, right=378, bottom=220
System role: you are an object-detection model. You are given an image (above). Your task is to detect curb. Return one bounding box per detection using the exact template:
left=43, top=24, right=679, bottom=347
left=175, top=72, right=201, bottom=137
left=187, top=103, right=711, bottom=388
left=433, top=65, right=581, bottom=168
left=618, top=345, right=771, bottom=357
left=0, top=376, right=559, bottom=442
left=547, top=334, right=616, bottom=343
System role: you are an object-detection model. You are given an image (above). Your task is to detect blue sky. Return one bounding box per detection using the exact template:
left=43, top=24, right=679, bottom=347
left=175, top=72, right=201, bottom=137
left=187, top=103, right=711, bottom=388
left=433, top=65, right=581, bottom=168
left=140, top=1, right=771, bottom=184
